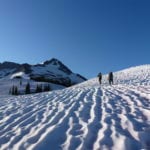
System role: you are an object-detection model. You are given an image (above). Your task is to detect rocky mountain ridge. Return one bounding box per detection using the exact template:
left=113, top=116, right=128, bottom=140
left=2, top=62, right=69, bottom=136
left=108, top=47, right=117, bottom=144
left=0, top=58, right=87, bottom=87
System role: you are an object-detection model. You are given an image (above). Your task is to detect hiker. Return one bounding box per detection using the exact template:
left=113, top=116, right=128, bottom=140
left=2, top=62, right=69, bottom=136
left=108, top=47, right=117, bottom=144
left=98, top=72, right=102, bottom=85
left=108, top=72, right=113, bottom=85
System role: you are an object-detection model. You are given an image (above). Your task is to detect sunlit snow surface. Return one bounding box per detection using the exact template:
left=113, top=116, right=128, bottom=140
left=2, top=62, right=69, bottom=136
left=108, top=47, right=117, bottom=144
left=0, top=65, right=150, bottom=150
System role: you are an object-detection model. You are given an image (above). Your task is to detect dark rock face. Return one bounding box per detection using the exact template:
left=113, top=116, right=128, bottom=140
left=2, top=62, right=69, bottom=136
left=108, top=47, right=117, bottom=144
left=0, top=62, right=21, bottom=78
left=0, top=58, right=87, bottom=86
left=17, top=64, right=32, bottom=74
left=0, top=61, right=20, bottom=70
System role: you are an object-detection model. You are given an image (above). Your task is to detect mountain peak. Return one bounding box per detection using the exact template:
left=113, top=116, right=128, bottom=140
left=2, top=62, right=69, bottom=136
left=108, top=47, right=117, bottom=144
left=44, top=58, right=61, bottom=66
left=43, top=58, right=73, bottom=75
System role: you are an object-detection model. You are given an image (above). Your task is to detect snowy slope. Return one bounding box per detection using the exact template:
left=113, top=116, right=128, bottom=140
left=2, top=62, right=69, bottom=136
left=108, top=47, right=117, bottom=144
left=0, top=77, right=65, bottom=95
left=0, top=65, right=150, bottom=150
left=0, top=69, right=16, bottom=79
left=115, top=65, right=150, bottom=85
left=80, top=64, right=150, bottom=87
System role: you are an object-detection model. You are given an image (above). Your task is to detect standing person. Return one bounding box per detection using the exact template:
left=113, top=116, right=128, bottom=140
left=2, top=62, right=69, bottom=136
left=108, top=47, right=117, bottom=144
left=108, top=72, right=113, bottom=85
left=98, top=72, right=102, bottom=85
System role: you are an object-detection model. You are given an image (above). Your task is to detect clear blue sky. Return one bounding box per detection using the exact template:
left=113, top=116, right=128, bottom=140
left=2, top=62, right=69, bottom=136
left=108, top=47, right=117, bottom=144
left=0, top=0, right=150, bottom=79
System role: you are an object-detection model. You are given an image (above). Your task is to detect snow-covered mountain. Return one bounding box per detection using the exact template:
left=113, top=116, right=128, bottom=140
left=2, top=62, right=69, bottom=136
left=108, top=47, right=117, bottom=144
left=0, top=65, right=150, bottom=150
left=0, top=58, right=87, bottom=87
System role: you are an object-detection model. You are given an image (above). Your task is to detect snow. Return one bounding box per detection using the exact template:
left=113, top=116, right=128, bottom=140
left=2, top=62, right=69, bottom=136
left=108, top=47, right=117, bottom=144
left=31, top=64, right=85, bottom=84
left=31, top=64, right=64, bottom=76
left=0, top=78, right=65, bottom=95
left=0, top=69, right=15, bottom=78
left=0, top=65, right=150, bottom=150
left=10, top=72, right=30, bottom=80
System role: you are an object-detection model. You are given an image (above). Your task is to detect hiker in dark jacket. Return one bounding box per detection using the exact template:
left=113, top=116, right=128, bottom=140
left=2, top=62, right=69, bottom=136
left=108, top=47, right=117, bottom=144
left=108, top=72, right=113, bottom=85
left=98, top=72, right=102, bottom=85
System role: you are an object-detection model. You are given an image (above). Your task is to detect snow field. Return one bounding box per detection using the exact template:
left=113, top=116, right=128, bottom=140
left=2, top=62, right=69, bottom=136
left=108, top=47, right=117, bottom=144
left=0, top=65, right=150, bottom=150
left=0, top=84, right=150, bottom=150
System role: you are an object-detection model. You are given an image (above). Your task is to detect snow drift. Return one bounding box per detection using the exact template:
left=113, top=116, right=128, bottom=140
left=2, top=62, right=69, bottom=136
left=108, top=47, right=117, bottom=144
left=0, top=65, right=150, bottom=150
